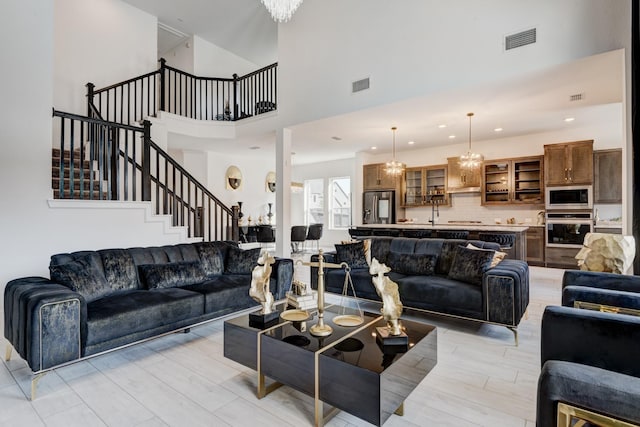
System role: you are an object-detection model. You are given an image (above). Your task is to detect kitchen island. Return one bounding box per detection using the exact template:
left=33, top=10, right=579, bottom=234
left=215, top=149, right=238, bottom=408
left=350, top=223, right=531, bottom=261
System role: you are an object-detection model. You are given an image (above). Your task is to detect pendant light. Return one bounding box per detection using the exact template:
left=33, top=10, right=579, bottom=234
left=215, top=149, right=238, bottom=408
left=384, top=127, right=405, bottom=176
left=459, top=112, right=483, bottom=169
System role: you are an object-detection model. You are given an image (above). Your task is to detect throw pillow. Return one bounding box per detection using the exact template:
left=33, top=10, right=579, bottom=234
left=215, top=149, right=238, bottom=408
left=195, top=241, right=228, bottom=277
left=466, top=243, right=506, bottom=268
left=225, top=246, right=261, bottom=274
left=138, top=261, right=205, bottom=289
left=341, top=239, right=372, bottom=265
left=335, top=240, right=369, bottom=269
left=447, top=245, right=495, bottom=286
left=99, top=249, right=138, bottom=292
left=387, top=252, right=437, bottom=276
left=50, top=253, right=110, bottom=302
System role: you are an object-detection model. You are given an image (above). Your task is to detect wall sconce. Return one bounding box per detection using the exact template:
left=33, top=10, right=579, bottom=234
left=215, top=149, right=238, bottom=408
left=266, top=171, right=276, bottom=193
left=226, top=166, right=243, bottom=190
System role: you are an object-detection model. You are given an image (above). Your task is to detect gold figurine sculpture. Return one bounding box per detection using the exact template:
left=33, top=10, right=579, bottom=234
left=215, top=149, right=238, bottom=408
left=249, top=250, right=275, bottom=315
left=370, top=258, right=403, bottom=336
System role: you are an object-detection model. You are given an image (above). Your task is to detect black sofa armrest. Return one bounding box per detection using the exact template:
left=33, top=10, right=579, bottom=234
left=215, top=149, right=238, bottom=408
left=562, top=270, right=640, bottom=293
left=541, top=305, right=640, bottom=378
left=562, top=285, right=640, bottom=312
left=4, top=277, right=86, bottom=372
left=482, top=259, right=529, bottom=326
left=310, top=251, right=337, bottom=289
left=271, top=257, right=293, bottom=300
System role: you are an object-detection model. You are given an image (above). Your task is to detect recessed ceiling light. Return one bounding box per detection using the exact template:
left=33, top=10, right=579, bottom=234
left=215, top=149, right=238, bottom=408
left=331, top=136, right=342, bottom=141
left=249, top=146, right=260, bottom=150
left=408, top=141, right=415, bottom=145
left=438, top=124, right=447, bottom=128
left=494, top=127, right=503, bottom=132
left=371, top=146, right=377, bottom=150
left=448, top=135, right=456, bottom=139
left=564, top=117, right=575, bottom=122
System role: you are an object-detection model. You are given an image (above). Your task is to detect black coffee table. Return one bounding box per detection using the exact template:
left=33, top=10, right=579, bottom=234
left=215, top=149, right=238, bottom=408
left=223, top=304, right=437, bottom=426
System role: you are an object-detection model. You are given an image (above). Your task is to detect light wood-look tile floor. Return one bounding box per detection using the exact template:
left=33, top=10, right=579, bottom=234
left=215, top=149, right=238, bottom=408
left=0, top=265, right=563, bottom=426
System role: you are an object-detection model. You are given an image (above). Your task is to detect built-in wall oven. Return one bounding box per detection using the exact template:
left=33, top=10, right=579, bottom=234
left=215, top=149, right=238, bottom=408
left=545, top=211, right=594, bottom=248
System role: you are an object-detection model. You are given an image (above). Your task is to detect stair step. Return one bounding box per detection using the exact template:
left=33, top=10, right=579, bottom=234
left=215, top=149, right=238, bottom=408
left=52, top=178, right=102, bottom=191
left=54, top=189, right=110, bottom=200
left=52, top=148, right=83, bottom=159
left=52, top=168, right=93, bottom=179
left=52, top=157, right=92, bottom=168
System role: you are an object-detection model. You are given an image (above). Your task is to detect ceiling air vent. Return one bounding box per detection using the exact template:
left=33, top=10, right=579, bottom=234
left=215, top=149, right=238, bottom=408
left=505, top=28, right=536, bottom=51
left=569, top=93, right=585, bottom=102
left=352, top=78, right=370, bottom=93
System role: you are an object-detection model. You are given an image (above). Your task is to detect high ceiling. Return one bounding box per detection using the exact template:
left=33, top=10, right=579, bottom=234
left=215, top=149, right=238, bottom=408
left=120, top=1, right=624, bottom=165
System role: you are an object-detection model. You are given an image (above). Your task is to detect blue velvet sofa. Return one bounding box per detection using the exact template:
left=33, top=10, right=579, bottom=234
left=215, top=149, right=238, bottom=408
left=4, top=241, right=293, bottom=397
left=311, top=237, right=530, bottom=341
left=561, top=269, right=640, bottom=312
left=537, top=305, right=640, bottom=426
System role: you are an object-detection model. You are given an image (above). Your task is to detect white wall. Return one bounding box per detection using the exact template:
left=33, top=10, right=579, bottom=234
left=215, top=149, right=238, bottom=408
left=54, top=0, right=158, bottom=114
left=193, top=36, right=259, bottom=77
left=277, top=0, right=630, bottom=128
left=163, top=36, right=195, bottom=73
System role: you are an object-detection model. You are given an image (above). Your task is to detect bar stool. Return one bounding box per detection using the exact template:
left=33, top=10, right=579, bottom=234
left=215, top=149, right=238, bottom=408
left=478, top=233, right=516, bottom=250
left=306, top=223, right=323, bottom=252
left=256, top=225, right=275, bottom=249
left=401, top=229, right=432, bottom=238
left=290, top=225, right=308, bottom=253
left=436, top=230, right=469, bottom=239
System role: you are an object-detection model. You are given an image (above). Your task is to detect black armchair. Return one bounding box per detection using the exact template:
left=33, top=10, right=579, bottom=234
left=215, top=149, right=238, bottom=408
left=561, top=270, right=640, bottom=314
left=537, top=305, right=640, bottom=426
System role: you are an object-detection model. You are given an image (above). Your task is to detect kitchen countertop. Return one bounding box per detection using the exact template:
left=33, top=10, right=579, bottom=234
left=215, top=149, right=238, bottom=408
left=355, top=223, right=531, bottom=232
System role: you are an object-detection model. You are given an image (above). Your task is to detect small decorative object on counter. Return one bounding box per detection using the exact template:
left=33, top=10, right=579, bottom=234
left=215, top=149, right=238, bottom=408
left=370, top=258, right=408, bottom=346
left=267, top=203, right=273, bottom=224
left=249, top=250, right=279, bottom=326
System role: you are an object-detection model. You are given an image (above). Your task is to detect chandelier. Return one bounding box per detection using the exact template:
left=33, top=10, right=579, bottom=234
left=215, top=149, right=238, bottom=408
left=260, top=0, right=303, bottom=23
left=459, top=112, right=483, bottom=169
left=384, top=126, right=405, bottom=176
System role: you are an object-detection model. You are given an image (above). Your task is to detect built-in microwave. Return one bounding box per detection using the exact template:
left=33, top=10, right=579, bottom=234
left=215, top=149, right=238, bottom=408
left=545, top=185, right=592, bottom=210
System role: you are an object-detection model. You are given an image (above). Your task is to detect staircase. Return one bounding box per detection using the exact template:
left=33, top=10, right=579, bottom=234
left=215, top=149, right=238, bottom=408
left=51, top=148, right=104, bottom=200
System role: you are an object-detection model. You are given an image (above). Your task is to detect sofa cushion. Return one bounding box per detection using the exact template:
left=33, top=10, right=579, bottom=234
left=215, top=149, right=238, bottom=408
left=85, top=288, right=204, bottom=346
left=396, top=274, right=483, bottom=316
left=335, top=241, right=369, bottom=269
left=195, top=241, right=230, bottom=277
left=389, top=237, right=417, bottom=254
left=466, top=243, right=506, bottom=268
left=225, top=246, right=261, bottom=274
left=370, top=237, right=394, bottom=264
left=388, top=252, right=437, bottom=276
left=448, top=245, right=494, bottom=286
left=138, top=261, right=206, bottom=289
left=98, top=249, right=139, bottom=291
left=49, top=253, right=110, bottom=303
left=182, top=275, right=258, bottom=313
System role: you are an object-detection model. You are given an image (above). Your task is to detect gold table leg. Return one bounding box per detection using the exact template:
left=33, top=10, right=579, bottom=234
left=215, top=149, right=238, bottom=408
left=395, top=402, right=405, bottom=416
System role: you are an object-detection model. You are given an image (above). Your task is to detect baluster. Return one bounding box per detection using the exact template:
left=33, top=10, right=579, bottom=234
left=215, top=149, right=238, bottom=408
left=141, top=120, right=151, bottom=202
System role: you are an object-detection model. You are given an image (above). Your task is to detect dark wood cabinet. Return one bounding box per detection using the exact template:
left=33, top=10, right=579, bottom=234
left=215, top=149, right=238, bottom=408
left=447, top=157, right=481, bottom=190
left=363, top=163, right=399, bottom=190
left=526, top=227, right=545, bottom=266
left=594, top=149, right=622, bottom=204
left=402, top=165, right=449, bottom=207
left=481, top=156, right=543, bottom=205
left=545, top=246, right=580, bottom=269
left=544, top=140, right=593, bottom=186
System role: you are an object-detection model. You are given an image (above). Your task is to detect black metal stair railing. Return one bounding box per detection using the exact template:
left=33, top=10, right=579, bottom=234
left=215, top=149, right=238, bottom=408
left=87, top=59, right=277, bottom=125
left=52, top=109, right=239, bottom=241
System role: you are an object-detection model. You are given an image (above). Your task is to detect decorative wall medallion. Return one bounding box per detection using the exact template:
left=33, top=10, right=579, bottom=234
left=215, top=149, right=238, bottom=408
left=226, top=166, right=243, bottom=190
left=266, top=171, right=276, bottom=192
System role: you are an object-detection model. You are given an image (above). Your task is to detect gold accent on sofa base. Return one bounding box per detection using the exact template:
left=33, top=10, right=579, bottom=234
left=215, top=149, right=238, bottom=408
left=31, top=372, right=47, bottom=401
left=5, top=342, right=12, bottom=361
left=395, top=402, right=405, bottom=416
left=574, top=301, right=640, bottom=317
left=508, top=327, right=518, bottom=346
left=557, top=402, right=639, bottom=427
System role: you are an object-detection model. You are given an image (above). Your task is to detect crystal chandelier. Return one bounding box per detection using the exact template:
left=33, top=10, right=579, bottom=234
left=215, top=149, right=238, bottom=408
left=459, top=112, right=483, bottom=169
left=385, top=127, right=405, bottom=176
left=260, top=0, right=303, bottom=23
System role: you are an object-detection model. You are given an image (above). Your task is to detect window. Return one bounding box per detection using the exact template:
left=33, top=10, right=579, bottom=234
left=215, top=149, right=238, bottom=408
left=303, top=179, right=324, bottom=225
left=329, top=177, right=351, bottom=229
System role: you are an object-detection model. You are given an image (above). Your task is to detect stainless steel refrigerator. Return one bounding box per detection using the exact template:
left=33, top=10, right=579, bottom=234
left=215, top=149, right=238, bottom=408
left=363, top=190, right=396, bottom=224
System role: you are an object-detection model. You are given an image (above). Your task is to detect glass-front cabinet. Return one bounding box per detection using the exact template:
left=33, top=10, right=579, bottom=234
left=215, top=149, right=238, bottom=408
left=482, top=156, right=544, bottom=205
left=402, top=165, right=449, bottom=207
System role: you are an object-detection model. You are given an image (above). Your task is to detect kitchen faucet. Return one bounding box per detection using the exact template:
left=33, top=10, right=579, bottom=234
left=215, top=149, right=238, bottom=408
left=428, top=200, right=439, bottom=225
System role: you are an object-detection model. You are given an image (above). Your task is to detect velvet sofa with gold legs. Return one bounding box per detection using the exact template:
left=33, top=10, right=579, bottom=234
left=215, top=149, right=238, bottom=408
left=4, top=241, right=293, bottom=399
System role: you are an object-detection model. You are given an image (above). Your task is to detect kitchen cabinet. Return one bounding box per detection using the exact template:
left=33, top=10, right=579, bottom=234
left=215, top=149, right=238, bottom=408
left=594, top=226, right=622, bottom=235
left=594, top=149, right=622, bottom=204
left=482, top=156, right=544, bottom=205
left=526, top=227, right=545, bottom=266
left=545, top=246, right=580, bottom=269
left=447, top=157, right=481, bottom=191
left=363, top=163, right=399, bottom=190
left=544, top=140, right=593, bottom=186
left=402, top=165, right=449, bottom=207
